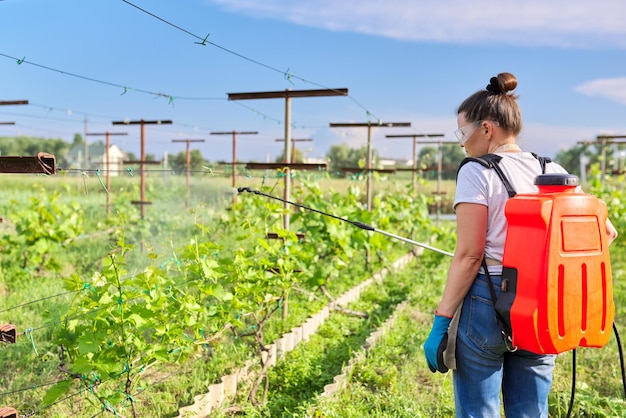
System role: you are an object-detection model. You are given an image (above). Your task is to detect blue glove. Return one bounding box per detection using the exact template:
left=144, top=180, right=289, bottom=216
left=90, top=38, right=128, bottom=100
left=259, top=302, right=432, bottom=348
left=424, top=314, right=452, bottom=373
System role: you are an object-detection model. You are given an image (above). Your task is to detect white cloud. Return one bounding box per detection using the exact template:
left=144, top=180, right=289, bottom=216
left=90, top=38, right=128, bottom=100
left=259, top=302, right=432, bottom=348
left=575, top=77, right=626, bottom=105
left=208, top=0, right=626, bottom=48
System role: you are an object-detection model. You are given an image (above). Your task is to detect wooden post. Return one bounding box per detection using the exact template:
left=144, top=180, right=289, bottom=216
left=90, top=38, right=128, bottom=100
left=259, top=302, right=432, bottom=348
left=274, top=138, right=313, bottom=163
left=229, top=88, right=348, bottom=229
left=329, top=121, right=411, bottom=211
left=0, top=100, right=28, bottom=132
left=418, top=140, right=457, bottom=224
left=578, top=135, right=626, bottom=184
left=386, top=133, right=444, bottom=192
left=172, top=138, right=205, bottom=206
left=86, top=131, right=128, bottom=215
left=210, top=131, right=258, bottom=191
left=112, top=119, right=172, bottom=218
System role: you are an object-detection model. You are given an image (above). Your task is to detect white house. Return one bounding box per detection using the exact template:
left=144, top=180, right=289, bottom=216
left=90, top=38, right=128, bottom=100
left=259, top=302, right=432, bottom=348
left=66, top=142, right=127, bottom=175
left=94, top=144, right=126, bottom=176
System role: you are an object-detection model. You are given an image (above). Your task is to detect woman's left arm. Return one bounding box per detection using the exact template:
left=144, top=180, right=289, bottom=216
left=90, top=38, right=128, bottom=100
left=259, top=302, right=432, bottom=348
left=606, top=218, right=618, bottom=245
left=435, top=202, right=488, bottom=317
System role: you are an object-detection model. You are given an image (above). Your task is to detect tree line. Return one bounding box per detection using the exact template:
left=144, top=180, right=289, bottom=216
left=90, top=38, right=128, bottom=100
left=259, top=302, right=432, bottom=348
left=0, top=134, right=619, bottom=180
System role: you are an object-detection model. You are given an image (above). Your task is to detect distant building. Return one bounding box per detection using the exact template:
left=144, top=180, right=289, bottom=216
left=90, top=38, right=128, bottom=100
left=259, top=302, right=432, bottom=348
left=65, top=142, right=127, bottom=175
left=379, top=158, right=413, bottom=167
left=303, top=156, right=327, bottom=164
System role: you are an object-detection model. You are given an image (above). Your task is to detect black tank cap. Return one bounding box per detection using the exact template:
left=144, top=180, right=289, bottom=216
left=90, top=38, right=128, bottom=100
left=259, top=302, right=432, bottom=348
left=534, top=173, right=580, bottom=186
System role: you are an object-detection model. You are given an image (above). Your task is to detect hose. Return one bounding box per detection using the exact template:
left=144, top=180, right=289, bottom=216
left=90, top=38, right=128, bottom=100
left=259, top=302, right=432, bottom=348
left=613, top=323, right=626, bottom=399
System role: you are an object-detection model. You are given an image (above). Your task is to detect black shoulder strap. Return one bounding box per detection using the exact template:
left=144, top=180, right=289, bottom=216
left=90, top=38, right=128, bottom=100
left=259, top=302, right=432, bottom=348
left=457, top=154, right=517, bottom=198
left=457, top=153, right=552, bottom=198
left=530, top=152, right=552, bottom=173
left=456, top=154, right=499, bottom=173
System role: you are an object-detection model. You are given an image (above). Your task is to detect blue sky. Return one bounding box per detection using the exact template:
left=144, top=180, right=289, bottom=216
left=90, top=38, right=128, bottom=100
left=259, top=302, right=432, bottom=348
left=1, top=0, right=625, bottom=163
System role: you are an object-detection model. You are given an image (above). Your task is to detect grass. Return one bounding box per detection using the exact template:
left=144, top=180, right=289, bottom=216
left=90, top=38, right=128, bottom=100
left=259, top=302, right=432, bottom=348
left=1, top=171, right=624, bottom=417
left=310, top=295, right=626, bottom=418
left=312, top=306, right=455, bottom=418
left=207, top=253, right=443, bottom=418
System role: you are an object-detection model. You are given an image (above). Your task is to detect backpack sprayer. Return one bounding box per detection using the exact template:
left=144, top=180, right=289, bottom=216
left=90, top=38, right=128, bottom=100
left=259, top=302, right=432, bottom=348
left=237, top=182, right=626, bottom=415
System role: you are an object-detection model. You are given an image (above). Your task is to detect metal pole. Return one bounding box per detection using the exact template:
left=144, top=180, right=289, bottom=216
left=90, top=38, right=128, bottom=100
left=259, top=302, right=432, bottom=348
left=209, top=131, right=258, bottom=194
left=437, top=140, right=443, bottom=223
left=185, top=141, right=191, bottom=188
left=86, top=131, right=127, bottom=216
left=579, top=135, right=626, bottom=183
left=412, top=137, right=418, bottom=191
left=140, top=120, right=146, bottom=218
left=232, top=131, right=237, bottom=188
left=84, top=118, right=89, bottom=169
left=284, top=94, right=292, bottom=229
left=275, top=138, right=313, bottom=164
left=228, top=87, right=348, bottom=229
left=163, top=151, right=168, bottom=186
left=112, top=119, right=172, bottom=219
left=415, top=139, right=456, bottom=222
left=366, top=124, right=373, bottom=210
left=331, top=122, right=412, bottom=211
left=106, top=132, right=111, bottom=215
left=172, top=138, right=205, bottom=206
left=385, top=133, right=445, bottom=194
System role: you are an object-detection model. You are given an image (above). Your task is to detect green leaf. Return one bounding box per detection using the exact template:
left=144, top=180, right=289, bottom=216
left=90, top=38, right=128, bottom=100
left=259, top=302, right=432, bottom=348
left=127, top=313, right=148, bottom=328
left=153, top=349, right=171, bottom=362
left=78, top=336, right=99, bottom=355
left=42, top=379, right=73, bottom=407
left=211, top=284, right=233, bottom=301
left=71, top=356, right=93, bottom=374
left=201, top=258, right=220, bottom=280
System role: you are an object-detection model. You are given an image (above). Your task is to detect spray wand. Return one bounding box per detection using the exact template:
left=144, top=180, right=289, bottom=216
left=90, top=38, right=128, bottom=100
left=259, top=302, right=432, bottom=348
left=236, top=187, right=454, bottom=257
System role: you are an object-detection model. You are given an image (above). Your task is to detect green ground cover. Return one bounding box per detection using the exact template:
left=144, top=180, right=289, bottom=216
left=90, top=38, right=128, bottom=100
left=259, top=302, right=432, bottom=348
left=0, top=169, right=624, bottom=417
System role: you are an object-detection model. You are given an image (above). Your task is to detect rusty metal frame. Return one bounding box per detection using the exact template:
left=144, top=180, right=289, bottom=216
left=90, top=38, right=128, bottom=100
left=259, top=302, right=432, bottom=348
left=245, top=162, right=327, bottom=171
left=0, top=153, right=56, bottom=174
left=0, top=325, right=16, bottom=344
left=0, top=407, right=18, bottom=418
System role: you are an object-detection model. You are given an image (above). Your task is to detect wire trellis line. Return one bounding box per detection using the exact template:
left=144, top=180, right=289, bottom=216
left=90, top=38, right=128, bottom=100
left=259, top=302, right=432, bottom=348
left=120, top=0, right=380, bottom=121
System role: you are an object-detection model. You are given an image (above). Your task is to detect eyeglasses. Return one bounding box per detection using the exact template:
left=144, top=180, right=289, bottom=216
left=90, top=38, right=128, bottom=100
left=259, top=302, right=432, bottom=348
left=453, top=120, right=499, bottom=146
left=454, top=121, right=482, bottom=146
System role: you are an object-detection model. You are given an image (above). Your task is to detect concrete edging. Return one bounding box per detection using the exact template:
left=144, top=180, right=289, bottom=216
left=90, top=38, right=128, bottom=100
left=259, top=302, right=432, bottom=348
left=177, top=251, right=418, bottom=417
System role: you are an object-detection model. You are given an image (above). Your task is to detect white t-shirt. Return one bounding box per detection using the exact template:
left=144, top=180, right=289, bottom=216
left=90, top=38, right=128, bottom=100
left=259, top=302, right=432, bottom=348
left=454, top=152, right=569, bottom=274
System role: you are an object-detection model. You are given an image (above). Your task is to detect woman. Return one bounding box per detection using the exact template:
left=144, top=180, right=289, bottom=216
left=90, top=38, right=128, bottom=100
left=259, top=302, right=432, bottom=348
left=424, top=72, right=618, bottom=417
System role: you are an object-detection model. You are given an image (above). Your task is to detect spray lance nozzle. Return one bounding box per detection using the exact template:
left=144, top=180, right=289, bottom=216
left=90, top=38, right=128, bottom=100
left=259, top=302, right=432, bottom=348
left=236, top=187, right=453, bottom=257
left=351, top=221, right=375, bottom=231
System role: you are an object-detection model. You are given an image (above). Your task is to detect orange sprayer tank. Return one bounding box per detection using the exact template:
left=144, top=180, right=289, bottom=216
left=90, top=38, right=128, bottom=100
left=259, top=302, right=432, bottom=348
left=495, top=173, right=613, bottom=354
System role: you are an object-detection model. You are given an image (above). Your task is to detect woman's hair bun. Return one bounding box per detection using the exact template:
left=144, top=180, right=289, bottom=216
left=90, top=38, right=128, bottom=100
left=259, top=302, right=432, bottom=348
left=486, top=76, right=502, bottom=94
left=486, top=72, right=517, bottom=95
